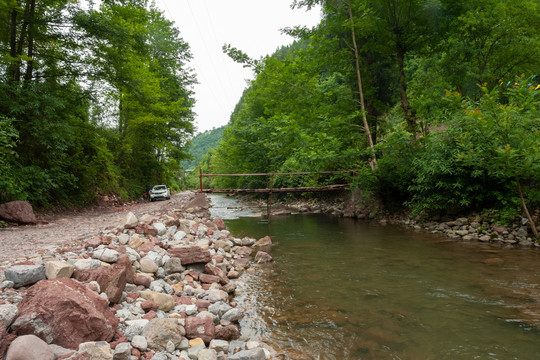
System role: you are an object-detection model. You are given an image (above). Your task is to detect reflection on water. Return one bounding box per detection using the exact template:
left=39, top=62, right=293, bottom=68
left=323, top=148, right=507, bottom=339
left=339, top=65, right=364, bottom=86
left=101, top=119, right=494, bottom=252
left=210, top=195, right=540, bottom=359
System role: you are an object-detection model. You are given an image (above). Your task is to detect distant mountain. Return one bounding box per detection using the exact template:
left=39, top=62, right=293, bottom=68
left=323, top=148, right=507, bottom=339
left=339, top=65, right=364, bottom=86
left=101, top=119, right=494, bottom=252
left=181, top=125, right=226, bottom=170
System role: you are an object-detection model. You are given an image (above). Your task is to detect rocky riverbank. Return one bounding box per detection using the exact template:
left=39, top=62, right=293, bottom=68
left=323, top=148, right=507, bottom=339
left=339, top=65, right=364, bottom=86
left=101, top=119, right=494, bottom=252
left=247, top=190, right=539, bottom=248
left=0, top=192, right=276, bottom=360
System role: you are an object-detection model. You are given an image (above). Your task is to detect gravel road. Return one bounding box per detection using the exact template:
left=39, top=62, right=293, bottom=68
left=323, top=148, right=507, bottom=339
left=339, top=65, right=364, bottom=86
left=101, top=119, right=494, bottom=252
left=0, top=191, right=196, bottom=265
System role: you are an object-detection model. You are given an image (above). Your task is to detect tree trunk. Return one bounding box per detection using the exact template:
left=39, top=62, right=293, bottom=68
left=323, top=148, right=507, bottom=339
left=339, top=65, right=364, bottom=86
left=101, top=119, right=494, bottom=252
left=24, top=0, right=36, bottom=83
left=348, top=2, right=377, bottom=171
left=8, top=8, right=19, bottom=82
left=517, top=179, right=539, bottom=239
left=397, top=47, right=415, bottom=141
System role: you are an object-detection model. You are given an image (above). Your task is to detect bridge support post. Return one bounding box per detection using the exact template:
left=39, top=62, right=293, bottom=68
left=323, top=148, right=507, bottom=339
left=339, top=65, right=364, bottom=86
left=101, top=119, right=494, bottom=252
left=199, top=168, right=203, bottom=193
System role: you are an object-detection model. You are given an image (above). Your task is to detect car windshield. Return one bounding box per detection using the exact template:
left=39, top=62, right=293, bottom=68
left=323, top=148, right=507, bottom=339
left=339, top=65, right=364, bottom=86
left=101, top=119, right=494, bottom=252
left=153, top=185, right=167, bottom=191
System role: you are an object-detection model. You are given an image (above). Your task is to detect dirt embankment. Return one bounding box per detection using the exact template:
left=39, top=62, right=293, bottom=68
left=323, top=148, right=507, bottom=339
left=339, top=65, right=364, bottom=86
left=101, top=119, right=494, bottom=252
left=0, top=192, right=196, bottom=265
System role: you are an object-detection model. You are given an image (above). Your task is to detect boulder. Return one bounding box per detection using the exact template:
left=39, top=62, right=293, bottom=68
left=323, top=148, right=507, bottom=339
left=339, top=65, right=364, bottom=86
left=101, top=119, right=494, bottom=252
left=92, top=248, right=120, bottom=263
left=0, top=201, right=37, bottom=224
left=5, top=335, right=55, bottom=360
left=45, top=261, right=74, bottom=279
left=73, top=261, right=127, bottom=304
left=168, top=247, right=211, bottom=265
left=254, top=251, right=273, bottom=264
left=139, top=258, right=158, bottom=274
left=222, top=308, right=242, bottom=323
left=142, top=318, right=185, bottom=351
left=199, top=273, right=220, bottom=284
left=185, top=315, right=215, bottom=344
left=12, top=278, right=118, bottom=349
left=212, top=218, right=226, bottom=231
left=112, top=342, right=131, bottom=360
left=209, top=339, right=229, bottom=353
left=205, top=263, right=229, bottom=284
left=121, top=212, right=138, bottom=229
left=163, top=257, right=184, bottom=275
left=152, top=223, right=167, bottom=236
left=72, top=259, right=101, bottom=271
left=252, top=236, right=272, bottom=250
left=4, top=264, right=46, bottom=288
left=228, top=348, right=266, bottom=360
left=206, top=289, right=228, bottom=303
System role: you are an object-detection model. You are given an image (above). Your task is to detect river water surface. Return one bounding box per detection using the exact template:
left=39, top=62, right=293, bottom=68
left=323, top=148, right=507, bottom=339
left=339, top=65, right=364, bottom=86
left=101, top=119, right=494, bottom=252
left=209, top=195, right=540, bottom=360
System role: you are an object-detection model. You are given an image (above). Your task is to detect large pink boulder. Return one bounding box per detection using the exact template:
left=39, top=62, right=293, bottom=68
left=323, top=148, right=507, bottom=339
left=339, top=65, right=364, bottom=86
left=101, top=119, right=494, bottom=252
left=11, top=278, right=118, bottom=349
left=5, top=335, right=55, bottom=360
left=168, top=247, right=211, bottom=265
left=185, top=316, right=215, bottom=344
left=73, top=262, right=127, bottom=304
left=0, top=201, right=37, bottom=224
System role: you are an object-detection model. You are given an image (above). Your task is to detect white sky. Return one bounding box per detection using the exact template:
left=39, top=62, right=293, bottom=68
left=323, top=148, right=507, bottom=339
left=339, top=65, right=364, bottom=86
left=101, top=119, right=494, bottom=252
left=156, top=0, right=321, bottom=134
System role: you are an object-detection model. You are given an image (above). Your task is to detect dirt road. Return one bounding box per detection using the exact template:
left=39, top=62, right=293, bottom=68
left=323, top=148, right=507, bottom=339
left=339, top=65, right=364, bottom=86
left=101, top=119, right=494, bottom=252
left=0, top=191, right=196, bottom=265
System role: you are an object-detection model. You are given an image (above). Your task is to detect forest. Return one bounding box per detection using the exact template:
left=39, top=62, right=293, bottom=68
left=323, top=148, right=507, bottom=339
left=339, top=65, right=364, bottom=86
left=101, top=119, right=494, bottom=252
left=1, top=0, right=539, bottom=235
left=0, top=0, right=195, bottom=206
left=198, top=0, right=539, bottom=233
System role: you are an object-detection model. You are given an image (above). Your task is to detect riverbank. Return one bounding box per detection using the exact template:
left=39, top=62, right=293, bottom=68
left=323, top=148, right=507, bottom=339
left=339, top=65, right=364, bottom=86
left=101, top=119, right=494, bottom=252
left=237, top=190, right=539, bottom=248
left=0, top=191, right=276, bottom=360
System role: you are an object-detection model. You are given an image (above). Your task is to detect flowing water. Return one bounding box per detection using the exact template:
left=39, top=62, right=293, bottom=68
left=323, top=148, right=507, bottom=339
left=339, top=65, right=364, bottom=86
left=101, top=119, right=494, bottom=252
left=209, top=195, right=540, bottom=360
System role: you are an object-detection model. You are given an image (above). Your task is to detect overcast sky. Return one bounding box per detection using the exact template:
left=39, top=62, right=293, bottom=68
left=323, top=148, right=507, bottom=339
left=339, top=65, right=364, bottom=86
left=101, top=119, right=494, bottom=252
left=156, top=0, right=322, bottom=134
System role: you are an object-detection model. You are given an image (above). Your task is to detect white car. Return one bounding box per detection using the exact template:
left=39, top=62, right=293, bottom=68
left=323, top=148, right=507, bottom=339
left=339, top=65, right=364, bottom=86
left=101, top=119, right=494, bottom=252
left=150, top=185, right=170, bottom=201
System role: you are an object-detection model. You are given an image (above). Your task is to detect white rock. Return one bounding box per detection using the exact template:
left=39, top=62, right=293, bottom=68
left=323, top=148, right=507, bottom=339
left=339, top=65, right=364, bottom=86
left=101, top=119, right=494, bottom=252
left=185, top=304, right=198, bottom=316
left=122, top=212, right=139, bottom=229
left=118, top=234, right=130, bottom=245
left=173, top=231, right=187, bottom=242
left=45, top=261, right=74, bottom=279
left=131, top=335, right=148, bottom=351
left=152, top=223, right=167, bottom=236
left=0, top=303, right=18, bottom=327
left=78, top=341, right=113, bottom=360
left=93, top=248, right=120, bottom=263
left=209, top=339, right=229, bottom=353
left=198, top=349, right=218, bottom=360
left=140, top=258, right=158, bottom=273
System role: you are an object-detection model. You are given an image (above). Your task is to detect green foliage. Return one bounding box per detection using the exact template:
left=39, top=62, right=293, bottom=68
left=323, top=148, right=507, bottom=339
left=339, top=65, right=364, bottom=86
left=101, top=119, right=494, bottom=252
left=181, top=126, right=226, bottom=170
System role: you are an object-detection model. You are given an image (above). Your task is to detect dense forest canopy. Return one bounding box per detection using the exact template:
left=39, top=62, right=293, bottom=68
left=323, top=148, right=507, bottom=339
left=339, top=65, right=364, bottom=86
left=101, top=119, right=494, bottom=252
left=181, top=125, right=226, bottom=171
left=202, top=0, right=539, bottom=234
left=0, top=0, right=195, bottom=206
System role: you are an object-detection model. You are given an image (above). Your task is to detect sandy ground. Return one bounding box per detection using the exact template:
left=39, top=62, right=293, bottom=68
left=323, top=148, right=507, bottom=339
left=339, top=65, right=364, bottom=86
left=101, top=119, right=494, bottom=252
left=0, top=191, right=196, bottom=264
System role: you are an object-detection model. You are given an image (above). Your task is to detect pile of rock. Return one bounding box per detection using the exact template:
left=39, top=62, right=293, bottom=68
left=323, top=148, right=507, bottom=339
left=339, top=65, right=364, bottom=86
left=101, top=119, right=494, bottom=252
left=390, top=217, right=538, bottom=247
left=0, top=194, right=275, bottom=360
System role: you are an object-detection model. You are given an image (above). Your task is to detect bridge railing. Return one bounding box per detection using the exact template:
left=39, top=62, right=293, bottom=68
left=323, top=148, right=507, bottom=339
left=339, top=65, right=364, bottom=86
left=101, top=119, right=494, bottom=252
left=198, top=169, right=356, bottom=194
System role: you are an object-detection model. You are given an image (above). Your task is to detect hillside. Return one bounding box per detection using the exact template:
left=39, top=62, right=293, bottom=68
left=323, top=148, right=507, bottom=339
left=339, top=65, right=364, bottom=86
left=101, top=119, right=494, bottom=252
left=181, top=126, right=226, bottom=170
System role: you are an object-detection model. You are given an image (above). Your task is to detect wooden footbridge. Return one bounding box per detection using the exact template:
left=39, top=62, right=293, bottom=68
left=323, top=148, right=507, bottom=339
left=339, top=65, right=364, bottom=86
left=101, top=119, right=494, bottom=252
left=198, top=169, right=353, bottom=194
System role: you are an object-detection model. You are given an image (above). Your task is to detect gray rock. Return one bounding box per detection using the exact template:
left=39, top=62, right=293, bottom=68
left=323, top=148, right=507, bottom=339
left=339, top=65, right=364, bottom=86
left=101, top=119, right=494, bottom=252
left=142, top=318, right=185, bottom=351
left=93, top=248, right=120, bottom=263
left=131, top=335, right=148, bottom=351
left=207, top=289, right=228, bottom=303
left=150, top=352, right=168, bottom=360
left=187, top=344, right=206, bottom=360
left=123, top=319, right=149, bottom=340
left=0, top=304, right=18, bottom=327
left=198, top=349, right=218, bottom=360
left=517, top=227, right=528, bottom=238
left=173, top=231, right=187, bottom=242
left=222, top=308, right=242, bottom=323
left=163, top=257, right=185, bottom=274
left=6, top=335, right=55, bottom=360
left=0, top=280, right=14, bottom=289
left=209, top=339, right=229, bottom=353
left=4, top=265, right=46, bottom=288
left=166, top=340, right=175, bottom=353
left=118, top=233, right=130, bottom=245
left=113, top=342, right=131, bottom=360
left=228, top=348, right=266, bottom=360
left=146, top=251, right=164, bottom=266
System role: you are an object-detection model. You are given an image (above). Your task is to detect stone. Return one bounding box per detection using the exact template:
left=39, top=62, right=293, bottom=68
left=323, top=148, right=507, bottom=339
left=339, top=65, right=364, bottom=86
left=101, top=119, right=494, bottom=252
left=0, top=304, right=18, bottom=327
left=168, top=247, right=211, bottom=265
left=479, top=235, right=491, bottom=242
left=5, top=335, right=55, bottom=360
left=73, top=261, right=127, bottom=304
left=93, top=248, right=120, bottom=263
left=163, top=257, right=184, bottom=274
left=235, top=247, right=252, bottom=257
left=122, top=212, right=139, bottom=229
left=213, top=240, right=230, bottom=252
left=205, top=263, right=229, bottom=284
left=142, top=318, right=185, bottom=351
left=0, top=200, right=37, bottom=224
left=4, top=264, right=46, bottom=288
left=199, top=273, right=221, bottom=284
left=131, top=336, right=148, bottom=351
left=254, top=252, right=273, bottom=264
left=139, top=258, right=158, bottom=273
left=139, top=291, right=174, bottom=312
left=112, top=342, right=131, bottom=360
left=228, top=348, right=266, bottom=360
left=198, top=349, right=218, bottom=360
left=152, top=223, right=167, bottom=236
left=185, top=315, right=215, bottom=343
left=222, top=308, right=242, bottom=323
left=12, top=278, right=118, bottom=349
left=72, top=259, right=102, bottom=270
left=149, top=353, right=168, bottom=360
left=517, top=227, right=528, bottom=238
left=128, top=235, right=146, bottom=250
left=209, top=339, right=228, bottom=353
left=208, top=302, right=232, bottom=317
left=187, top=344, right=206, bottom=360
left=214, top=325, right=240, bottom=341
left=252, top=236, right=272, bottom=250
left=165, top=340, right=175, bottom=353
left=45, top=261, right=75, bottom=279
left=207, top=289, right=228, bottom=303
left=0, top=322, right=15, bottom=360
left=140, top=300, right=159, bottom=312
left=48, top=344, right=75, bottom=359
left=173, top=231, right=187, bottom=242
left=78, top=341, right=113, bottom=360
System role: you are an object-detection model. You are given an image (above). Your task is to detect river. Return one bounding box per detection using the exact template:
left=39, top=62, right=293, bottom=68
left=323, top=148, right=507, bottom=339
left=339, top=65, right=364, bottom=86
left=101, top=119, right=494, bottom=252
left=209, top=195, right=540, bottom=360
